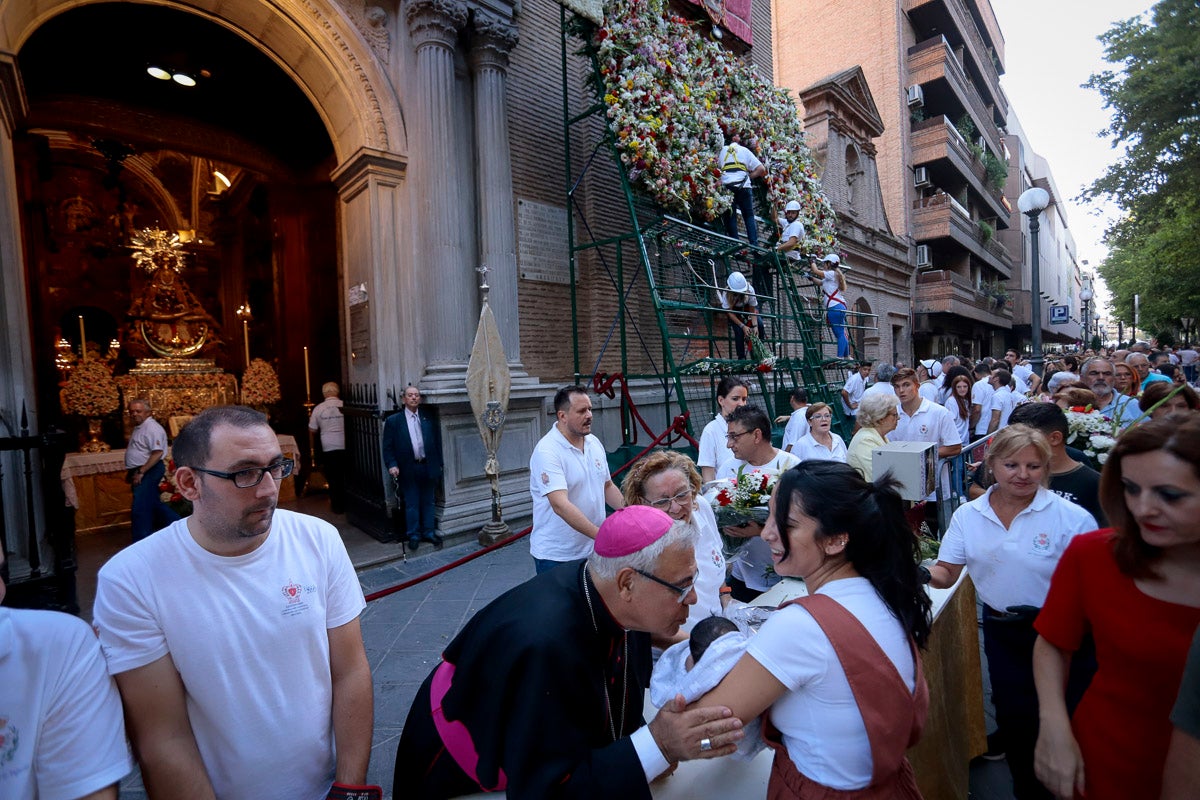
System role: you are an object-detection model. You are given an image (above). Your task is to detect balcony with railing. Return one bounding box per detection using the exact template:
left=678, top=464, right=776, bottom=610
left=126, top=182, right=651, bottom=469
left=912, top=192, right=1013, bottom=276
left=911, top=116, right=1009, bottom=221
left=905, top=0, right=1006, bottom=113
left=908, top=36, right=1002, bottom=154
left=915, top=269, right=1013, bottom=328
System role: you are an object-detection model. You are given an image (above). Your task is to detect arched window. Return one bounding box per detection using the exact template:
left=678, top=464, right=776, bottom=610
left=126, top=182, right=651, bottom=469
left=845, top=144, right=862, bottom=208
left=853, top=296, right=872, bottom=357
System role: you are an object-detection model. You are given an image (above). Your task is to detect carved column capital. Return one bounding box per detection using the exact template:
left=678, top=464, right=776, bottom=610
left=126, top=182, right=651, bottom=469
left=405, top=0, right=468, bottom=50
left=469, top=14, right=519, bottom=71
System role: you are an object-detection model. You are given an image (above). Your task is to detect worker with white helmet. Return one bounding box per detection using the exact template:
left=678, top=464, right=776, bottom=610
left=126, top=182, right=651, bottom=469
left=719, top=270, right=765, bottom=360
left=808, top=252, right=851, bottom=359
left=775, top=200, right=805, bottom=263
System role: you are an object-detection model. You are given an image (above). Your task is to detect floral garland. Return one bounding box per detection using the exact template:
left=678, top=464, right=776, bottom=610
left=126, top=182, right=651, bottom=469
left=590, top=0, right=838, bottom=254
left=61, top=361, right=121, bottom=417
left=241, top=358, right=281, bottom=406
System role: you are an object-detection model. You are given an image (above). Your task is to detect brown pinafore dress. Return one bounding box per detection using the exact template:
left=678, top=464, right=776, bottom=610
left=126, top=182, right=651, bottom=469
left=762, top=594, right=929, bottom=800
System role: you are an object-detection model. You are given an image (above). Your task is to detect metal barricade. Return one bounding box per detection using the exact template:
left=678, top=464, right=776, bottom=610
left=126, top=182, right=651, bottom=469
left=936, top=434, right=995, bottom=536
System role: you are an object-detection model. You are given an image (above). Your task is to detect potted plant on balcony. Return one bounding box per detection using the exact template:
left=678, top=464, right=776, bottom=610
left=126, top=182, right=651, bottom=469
left=980, top=280, right=1010, bottom=311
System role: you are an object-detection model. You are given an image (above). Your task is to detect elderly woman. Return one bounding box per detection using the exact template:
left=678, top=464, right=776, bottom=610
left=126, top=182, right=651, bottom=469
left=847, top=392, right=900, bottom=481
left=1033, top=415, right=1200, bottom=800
left=1139, top=380, right=1200, bottom=420
left=623, top=450, right=726, bottom=636
left=929, top=425, right=1097, bottom=799
left=695, top=462, right=932, bottom=796
left=790, top=402, right=847, bottom=463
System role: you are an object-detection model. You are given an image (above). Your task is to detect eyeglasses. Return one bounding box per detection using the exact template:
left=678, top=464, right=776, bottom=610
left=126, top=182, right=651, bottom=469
left=648, top=489, right=693, bottom=511
left=725, top=429, right=753, bottom=442
left=809, top=413, right=832, bottom=420
left=192, top=458, right=295, bottom=489
left=634, top=569, right=697, bottom=604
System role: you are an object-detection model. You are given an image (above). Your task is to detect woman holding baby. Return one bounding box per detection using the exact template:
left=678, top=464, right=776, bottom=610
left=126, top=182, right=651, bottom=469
left=694, top=461, right=931, bottom=797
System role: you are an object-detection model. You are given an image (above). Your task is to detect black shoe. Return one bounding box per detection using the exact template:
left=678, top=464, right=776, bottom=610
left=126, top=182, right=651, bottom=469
left=407, top=536, right=421, bottom=551
left=423, top=532, right=444, bottom=548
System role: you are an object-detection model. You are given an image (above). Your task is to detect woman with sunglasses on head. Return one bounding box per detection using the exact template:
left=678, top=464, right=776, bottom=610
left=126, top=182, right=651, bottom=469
left=623, top=450, right=726, bottom=641
left=1033, top=414, right=1200, bottom=800
left=692, top=461, right=932, bottom=797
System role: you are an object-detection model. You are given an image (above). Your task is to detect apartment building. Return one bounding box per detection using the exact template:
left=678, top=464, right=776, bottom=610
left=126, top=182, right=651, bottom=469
left=774, top=0, right=1016, bottom=360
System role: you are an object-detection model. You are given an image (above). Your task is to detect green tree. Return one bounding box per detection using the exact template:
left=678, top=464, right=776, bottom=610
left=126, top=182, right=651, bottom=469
left=1085, top=0, right=1200, bottom=330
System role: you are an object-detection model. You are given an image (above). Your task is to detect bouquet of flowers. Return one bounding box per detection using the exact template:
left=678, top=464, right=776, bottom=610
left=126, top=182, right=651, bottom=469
left=61, top=361, right=121, bottom=417
left=587, top=0, right=839, bottom=254
left=1063, top=406, right=1118, bottom=468
left=241, top=358, right=281, bottom=405
left=158, top=457, right=192, bottom=518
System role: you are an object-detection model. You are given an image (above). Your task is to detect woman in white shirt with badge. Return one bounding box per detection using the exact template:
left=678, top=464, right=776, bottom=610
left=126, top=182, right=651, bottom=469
left=697, top=376, right=749, bottom=483
left=807, top=253, right=850, bottom=359
left=790, top=402, right=848, bottom=464
left=928, top=424, right=1097, bottom=800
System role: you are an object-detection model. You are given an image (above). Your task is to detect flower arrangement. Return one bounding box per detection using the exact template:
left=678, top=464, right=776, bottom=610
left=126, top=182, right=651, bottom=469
left=241, top=358, right=281, bottom=406
left=61, top=361, right=121, bottom=417
left=706, top=465, right=779, bottom=527
left=1063, top=406, right=1118, bottom=468
left=158, top=457, right=192, bottom=518
left=587, top=0, right=839, bottom=254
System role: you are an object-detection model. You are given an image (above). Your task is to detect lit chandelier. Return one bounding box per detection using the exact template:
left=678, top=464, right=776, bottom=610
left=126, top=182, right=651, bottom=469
left=129, top=227, right=188, bottom=274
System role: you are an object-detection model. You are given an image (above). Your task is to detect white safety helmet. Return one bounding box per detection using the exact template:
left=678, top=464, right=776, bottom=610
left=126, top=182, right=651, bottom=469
left=821, top=253, right=841, bottom=265
left=785, top=200, right=802, bottom=213
left=726, top=271, right=750, bottom=294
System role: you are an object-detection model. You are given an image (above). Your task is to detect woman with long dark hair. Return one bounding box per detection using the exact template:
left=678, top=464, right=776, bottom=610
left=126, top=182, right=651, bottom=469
left=694, top=461, right=931, bottom=797
left=943, top=373, right=972, bottom=446
left=1033, top=414, right=1200, bottom=800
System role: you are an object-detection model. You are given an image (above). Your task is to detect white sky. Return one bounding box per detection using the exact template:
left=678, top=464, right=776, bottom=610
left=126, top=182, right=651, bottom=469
left=990, top=0, right=1155, bottom=320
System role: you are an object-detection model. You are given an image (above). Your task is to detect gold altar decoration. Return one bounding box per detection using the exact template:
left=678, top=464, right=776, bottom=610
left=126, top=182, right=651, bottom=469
left=125, top=227, right=222, bottom=358
left=116, top=360, right=239, bottom=437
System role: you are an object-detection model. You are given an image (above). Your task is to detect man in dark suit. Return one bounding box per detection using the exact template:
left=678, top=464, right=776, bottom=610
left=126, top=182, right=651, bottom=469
left=383, top=386, right=443, bottom=550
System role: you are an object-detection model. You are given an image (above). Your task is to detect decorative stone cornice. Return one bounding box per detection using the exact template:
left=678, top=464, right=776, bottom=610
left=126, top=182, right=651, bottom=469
left=406, top=0, right=468, bottom=50
left=335, top=1, right=391, bottom=62
left=468, top=13, right=519, bottom=70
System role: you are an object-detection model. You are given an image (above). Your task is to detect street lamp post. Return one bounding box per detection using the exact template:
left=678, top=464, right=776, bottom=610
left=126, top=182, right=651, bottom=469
left=1183, top=316, right=1195, bottom=349
left=1079, top=286, right=1094, bottom=348
left=1018, top=187, right=1051, bottom=377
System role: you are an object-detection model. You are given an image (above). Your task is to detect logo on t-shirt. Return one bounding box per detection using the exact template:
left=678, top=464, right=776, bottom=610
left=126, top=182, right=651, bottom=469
left=280, top=580, right=316, bottom=617
left=540, top=471, right=549, bottom=485
left=919, top=424, right=929, bottom=436
left=0, top=717, right=17, bottom=766
left=282, top=581, right=304, bottom=604
left=1031, top=532, right=1052, bottom=555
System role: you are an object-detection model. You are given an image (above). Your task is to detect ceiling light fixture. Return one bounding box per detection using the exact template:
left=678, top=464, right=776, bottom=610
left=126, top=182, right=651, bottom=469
left=213, top=171, right=231, bottom=190
left=172, top=72, right=197, bottom=87
left=147, top=66, right=171, bottom=80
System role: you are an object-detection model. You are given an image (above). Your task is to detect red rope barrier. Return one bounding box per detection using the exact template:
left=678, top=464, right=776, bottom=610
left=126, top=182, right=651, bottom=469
left=363, top=525, right=532, bottom=603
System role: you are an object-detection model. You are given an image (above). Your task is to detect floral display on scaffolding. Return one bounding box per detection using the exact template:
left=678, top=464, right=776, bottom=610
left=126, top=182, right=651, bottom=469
left=588, top=0, right=838, bottom=255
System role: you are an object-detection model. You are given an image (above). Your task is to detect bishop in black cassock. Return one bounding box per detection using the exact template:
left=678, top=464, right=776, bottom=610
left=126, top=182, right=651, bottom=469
left=392, top=506, right=745, bottom=798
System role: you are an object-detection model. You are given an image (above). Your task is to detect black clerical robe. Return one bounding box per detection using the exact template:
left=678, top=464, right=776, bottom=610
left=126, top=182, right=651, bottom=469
left=394, top=561, right=654, bottom=799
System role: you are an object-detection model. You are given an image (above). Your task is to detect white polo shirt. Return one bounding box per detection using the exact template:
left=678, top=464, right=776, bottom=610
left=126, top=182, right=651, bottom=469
left=791, top=432, right=848, bottom=464
left=698, top=415, right=733, bottom=472
left=529, top=425, right=611, bottom=561
left=841, top=372, right=867, bottom=416
left=990, top=386, right=1020, bottom=429
left=939, top=486, right=1097, bottom=610
left=971, top=378, right=995, bottom=436
left=780, top=409, right=810, bottom=453
left=717, top=450, right=800, bottom=592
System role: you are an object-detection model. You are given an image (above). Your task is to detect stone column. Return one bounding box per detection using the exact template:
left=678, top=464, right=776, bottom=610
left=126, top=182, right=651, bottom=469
left=468, top=14, right=523, bottom=370
left=405, top=0, right=471, bottom=373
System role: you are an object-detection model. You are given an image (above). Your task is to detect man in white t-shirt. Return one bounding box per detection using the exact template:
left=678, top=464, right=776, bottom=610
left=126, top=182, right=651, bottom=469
left=717, top=405, right=800, bottom=600
left=840, top=361, right=871, bottom=425
left=779, top=387, right=810, bottom=453
left=861, top=363, right=897, bottom=400
left=93, top=405, right=376, bottom=800
left=0, top=549, right=132, bottom=800
left=774, top=200, right=806, bottom=264
left=529, top=386, right=625, bottom=573
left=987, top=368, right=1022, bottom=433
left=970, top=361, right=996, bottom=442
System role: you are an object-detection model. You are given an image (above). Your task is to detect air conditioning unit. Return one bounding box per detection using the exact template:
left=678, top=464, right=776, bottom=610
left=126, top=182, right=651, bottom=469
left=916, top=244, right=932, bottom=267
left=906, top=84, right=925, bottom=107
left=914, top=167, right=930, bottom=188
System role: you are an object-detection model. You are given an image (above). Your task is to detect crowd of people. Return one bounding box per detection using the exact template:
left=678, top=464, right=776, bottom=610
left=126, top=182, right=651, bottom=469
left=7, top=337, right=1200, bottom=800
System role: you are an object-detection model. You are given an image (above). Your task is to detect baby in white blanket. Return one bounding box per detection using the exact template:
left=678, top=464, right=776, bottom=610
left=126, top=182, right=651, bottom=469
left=650, top=616, right=765, bottom=760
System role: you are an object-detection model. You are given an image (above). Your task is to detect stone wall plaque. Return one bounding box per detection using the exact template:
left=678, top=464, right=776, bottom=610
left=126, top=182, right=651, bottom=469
left=350, top=301, right=371, bottom=364
left=517, top=198, right=570, bottom=285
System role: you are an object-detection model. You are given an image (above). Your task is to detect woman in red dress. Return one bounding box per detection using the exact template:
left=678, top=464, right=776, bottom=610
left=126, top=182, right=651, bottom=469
left=1033, top=414, right=1200, bottom=800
